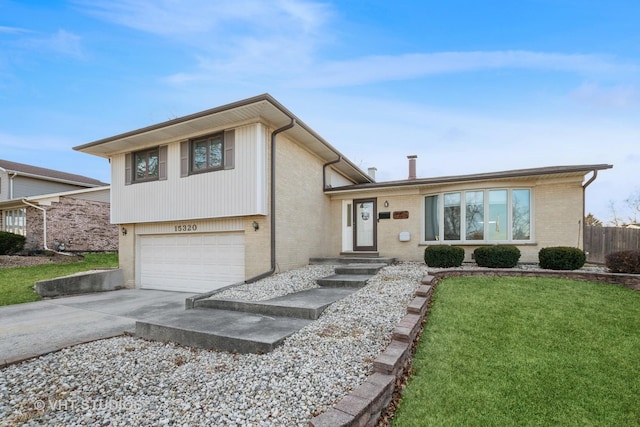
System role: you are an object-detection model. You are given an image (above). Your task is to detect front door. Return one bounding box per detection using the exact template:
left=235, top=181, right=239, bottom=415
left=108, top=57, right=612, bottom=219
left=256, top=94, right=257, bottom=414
left=353, top=198, right=377, bottom=251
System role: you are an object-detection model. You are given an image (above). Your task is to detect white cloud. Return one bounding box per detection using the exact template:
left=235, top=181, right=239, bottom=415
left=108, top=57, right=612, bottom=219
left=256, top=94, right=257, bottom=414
left=79, top=0, right=332, bottom=82
left=11, top=29, right=85, bottom=59
left=77, top=0, right=331, bottom=37
left=0, top=26, right=31, bottom=34
left=570, top=82, right=639, bottom=109
left=292, top=51, right=636, bottom=88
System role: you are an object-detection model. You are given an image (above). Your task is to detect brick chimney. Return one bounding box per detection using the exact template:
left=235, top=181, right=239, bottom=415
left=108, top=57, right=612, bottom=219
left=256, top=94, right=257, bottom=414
left=407, top=155, right=417, bottom=180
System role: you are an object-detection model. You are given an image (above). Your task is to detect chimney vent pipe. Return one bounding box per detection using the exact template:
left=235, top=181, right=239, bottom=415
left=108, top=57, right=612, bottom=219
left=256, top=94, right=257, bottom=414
left=407, top=155, right=417, bottom=180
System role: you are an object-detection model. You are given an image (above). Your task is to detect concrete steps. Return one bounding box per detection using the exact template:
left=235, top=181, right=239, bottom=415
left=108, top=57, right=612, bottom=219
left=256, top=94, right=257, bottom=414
left=136, top=309, right=311, bottom=354
left=136, top=257, right=392, bottom=354
left=334, top=263, right=387, bottom=275
left=194, top=287, right=358, bottom=320
left=309, top=256, right=396, bottom=265
left=316, top=274, right=371, bottom=288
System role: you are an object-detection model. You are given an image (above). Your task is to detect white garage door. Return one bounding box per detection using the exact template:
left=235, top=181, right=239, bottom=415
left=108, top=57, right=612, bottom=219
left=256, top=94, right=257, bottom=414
left=139, top=232, right=245, bottom=293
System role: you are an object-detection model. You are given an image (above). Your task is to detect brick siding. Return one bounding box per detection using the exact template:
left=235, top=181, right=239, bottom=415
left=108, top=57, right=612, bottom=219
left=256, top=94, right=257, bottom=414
left=25, top=196, right=118, bottom=252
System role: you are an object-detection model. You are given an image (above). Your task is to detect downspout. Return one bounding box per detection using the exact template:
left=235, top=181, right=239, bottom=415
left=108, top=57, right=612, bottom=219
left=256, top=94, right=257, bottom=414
left=10, top=172, right=17, bottom=199
left=322, top=156, right=342, bottom=190
left=245, top=118, right=297, bottom=284
left=581, top=169, right=599, bottom=248
left=185, top=119, right=297, bottom=308
left=21, top=199, right=49, bottom=251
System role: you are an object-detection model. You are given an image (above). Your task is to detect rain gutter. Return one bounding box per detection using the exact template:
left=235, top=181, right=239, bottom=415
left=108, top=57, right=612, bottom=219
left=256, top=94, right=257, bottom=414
left=322, top=156, right=342, bottom=190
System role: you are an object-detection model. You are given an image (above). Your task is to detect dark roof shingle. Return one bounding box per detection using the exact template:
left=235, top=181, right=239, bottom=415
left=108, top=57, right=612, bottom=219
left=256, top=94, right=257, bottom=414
left=0, top=159, right=107, bottom=187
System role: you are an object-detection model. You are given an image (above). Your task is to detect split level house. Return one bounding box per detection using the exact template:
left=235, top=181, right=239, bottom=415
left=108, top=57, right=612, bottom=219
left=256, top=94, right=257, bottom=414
left=0, top=159, right=117, bottom=252
left=74, top=94, right=612, bottom=294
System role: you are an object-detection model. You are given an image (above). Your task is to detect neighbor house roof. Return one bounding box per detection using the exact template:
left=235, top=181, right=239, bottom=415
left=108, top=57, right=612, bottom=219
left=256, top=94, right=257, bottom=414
left=0, top=159, right=108, bottom=187
left=73, top=93, right=374, bottom=184
left=325, top=164, right=614, bottom=193
left=0, top=186, right=111, bottom=209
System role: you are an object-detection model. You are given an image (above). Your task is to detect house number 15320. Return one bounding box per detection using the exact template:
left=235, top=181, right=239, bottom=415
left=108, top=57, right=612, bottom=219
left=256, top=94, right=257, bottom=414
left=174, top=224, right=197, bottom=232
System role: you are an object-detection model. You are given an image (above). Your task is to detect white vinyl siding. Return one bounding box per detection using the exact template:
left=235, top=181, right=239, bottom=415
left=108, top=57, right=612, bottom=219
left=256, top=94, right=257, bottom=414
left=137, top=232, right=245, bottom=293
left=11, top=176, right=88, bottom=199
left=111, top=123, right=268, bottom=224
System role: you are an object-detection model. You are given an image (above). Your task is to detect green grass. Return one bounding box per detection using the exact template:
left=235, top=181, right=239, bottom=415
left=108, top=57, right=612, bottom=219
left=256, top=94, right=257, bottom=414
left=0, top=253, right=118, bottom=306
left=393, top=277, right=640, bottom=427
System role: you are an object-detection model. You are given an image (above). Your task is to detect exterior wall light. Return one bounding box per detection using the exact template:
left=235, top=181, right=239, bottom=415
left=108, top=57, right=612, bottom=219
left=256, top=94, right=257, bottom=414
left=384, top=200, right=389, bottom=207
left=121, top=227, right=127, bottom=236
left=252, top=221, right=259, bottom=231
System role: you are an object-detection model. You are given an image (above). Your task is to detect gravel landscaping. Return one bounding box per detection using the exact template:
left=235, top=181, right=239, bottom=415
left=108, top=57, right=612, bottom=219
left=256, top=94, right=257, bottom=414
left=0, top=262, right=427, bottom=426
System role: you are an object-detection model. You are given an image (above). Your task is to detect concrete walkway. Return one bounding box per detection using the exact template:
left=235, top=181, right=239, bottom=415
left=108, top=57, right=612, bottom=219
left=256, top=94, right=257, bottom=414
left=0, top=289, right=191, bottom=367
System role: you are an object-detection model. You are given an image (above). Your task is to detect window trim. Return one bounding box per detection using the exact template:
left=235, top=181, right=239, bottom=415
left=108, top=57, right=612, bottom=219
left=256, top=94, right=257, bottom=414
left=133, top=147, right=160, bottom=183
left=180, top=129, right=235, bottom=177
left=422, top=187, right=533, bottom=244
left=189, top=132, right=225, bottom=175
left=125, top=145, right=167, bottom=185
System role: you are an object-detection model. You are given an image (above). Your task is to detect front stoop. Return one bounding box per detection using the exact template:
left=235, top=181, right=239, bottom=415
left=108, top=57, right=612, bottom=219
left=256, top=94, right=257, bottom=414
left=309, top=256, right=396, bottom=265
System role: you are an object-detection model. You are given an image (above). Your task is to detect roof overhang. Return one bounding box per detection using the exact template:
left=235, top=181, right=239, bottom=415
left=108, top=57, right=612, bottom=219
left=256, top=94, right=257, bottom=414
left=74, top=93, right=373, bottom=184
left=325, top=164, right=613, bottom=194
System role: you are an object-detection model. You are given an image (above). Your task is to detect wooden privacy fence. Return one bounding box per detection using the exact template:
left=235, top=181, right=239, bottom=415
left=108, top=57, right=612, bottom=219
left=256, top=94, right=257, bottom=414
left=584, top=226, right=640, bottom=264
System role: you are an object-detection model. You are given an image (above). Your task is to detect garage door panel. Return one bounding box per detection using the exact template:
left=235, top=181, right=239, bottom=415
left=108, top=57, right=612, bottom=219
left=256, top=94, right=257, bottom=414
left=139, top=232, right=245, bottom=293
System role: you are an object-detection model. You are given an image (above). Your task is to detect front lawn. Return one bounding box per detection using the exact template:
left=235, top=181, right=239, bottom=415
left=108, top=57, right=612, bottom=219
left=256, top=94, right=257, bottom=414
left=0, top=253, right=118, bottom=306
left=393, top=277, right=640, bottom=426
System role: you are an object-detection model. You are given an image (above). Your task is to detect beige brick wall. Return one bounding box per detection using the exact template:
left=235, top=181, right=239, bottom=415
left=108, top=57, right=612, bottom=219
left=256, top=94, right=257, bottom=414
left=118, top=223, right=136, bottom=288
left=273, top=134, right=333, bottom=272
left=25, top=197, right=118, bottom=253
left=329, top=176, right=586, bottom=264
left=243, top=215, right=271, bottom=278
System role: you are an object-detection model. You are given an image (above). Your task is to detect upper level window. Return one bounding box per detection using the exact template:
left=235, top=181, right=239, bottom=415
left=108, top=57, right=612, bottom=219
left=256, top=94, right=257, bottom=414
left=192, top=133, right=223, bottom=173
left=424, top=188, right=532, bottom=243
left=180, top=129, right=235, bottom=177
left=134, top=148, right=159, bottom=182
left=125, top=146, right=167, bottom=185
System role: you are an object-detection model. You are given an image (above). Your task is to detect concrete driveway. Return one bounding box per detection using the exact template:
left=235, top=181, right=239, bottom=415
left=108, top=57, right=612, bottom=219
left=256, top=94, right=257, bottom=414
left=0, top=289, right=191, bottom=367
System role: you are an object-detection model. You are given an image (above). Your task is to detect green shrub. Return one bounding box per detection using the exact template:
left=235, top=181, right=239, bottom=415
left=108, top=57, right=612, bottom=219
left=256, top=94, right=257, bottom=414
left=474, top=245, right=521, bottom=268
left=605, top=250, right=640, bottom=274
left=538, top=246, right=586, bottom=270
left=0, top=231, right=26, bottom=255
left=424, top=246, right=465, bottom=268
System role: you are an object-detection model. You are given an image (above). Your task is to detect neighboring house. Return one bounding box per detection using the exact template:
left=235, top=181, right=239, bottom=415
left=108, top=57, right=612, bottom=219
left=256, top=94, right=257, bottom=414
left=0, top=160, right=117, bottom=252
left=74, top=93, right=612, bottom=293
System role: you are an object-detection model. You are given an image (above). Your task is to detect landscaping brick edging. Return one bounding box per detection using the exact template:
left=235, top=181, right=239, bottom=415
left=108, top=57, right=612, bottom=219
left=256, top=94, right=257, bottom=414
left=308, top=267, right=639, bottom=427
left=308, top=283, right=434, bottom=427
left=428, top=268, right=640, bottom=291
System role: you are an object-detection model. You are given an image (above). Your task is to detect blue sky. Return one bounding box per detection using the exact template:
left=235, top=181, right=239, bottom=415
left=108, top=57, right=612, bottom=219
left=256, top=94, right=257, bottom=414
left=1, top=0, right=639, bottom=223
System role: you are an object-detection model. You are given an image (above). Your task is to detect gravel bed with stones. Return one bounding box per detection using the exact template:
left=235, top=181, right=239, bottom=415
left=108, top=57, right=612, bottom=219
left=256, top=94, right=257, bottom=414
left=212, top=264, right=336, bottom=301
left=0, top=262, right=427, bottom=426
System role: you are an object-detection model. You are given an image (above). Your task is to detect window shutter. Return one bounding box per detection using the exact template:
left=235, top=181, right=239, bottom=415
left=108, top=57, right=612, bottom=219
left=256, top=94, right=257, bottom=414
left=125, top=153, right=132, bottom=185
left=224, top=129, right=235, bottom=170
left=158, top=145, right=168, bottom=180
left=180, top=140, right=189, bottom=177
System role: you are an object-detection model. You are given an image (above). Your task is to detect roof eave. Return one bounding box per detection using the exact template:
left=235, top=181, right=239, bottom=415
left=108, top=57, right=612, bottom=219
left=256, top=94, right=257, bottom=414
left=325, top=164, right=613, bottom=193
left=73, top=93, right=373, bottom=184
